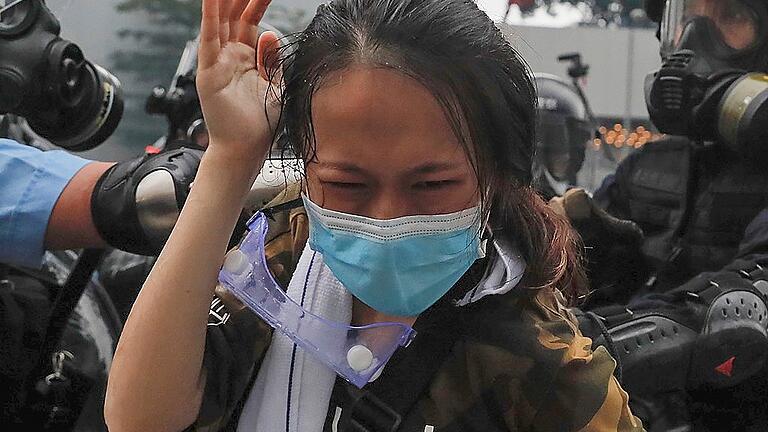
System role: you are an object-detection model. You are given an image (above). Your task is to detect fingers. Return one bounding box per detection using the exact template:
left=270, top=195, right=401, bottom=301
left=244, top=0, right=272, bottom=26
left=237, top=0, right=273, bottom=47
left=229, top=0, right=250, bottom=42
left=218, top=0, right=233, bottom=46
left=199, top=0, right=221, bottom=69
left=200, top=0, right=273, bottom=69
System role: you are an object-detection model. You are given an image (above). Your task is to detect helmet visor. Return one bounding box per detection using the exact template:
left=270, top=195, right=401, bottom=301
left=661, top=0, right=760, bottom=57
left=537, top=113, right=592, bottom=180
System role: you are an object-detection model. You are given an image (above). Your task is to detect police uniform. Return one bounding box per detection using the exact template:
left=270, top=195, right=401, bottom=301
left=585, top=136, right=768, bottom=431
left=0, top=139, right=90, bottom=267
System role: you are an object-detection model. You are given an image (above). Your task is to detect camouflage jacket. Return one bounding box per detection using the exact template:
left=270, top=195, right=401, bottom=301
left=189, top=188, right=644, bottom=432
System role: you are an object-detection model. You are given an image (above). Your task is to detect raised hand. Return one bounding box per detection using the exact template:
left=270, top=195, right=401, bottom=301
left=196, top=0, right=280, bottom=164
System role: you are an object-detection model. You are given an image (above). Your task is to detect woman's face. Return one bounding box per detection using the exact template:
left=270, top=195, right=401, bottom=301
left=306, top=66, right=479, bottom=219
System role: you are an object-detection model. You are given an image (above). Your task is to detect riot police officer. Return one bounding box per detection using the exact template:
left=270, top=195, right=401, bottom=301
left=532, top=73, right=593, bottom=200
left=564, top=0, right=768, bottom=430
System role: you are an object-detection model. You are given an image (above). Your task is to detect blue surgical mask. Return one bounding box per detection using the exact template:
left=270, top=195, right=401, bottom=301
left=302, top=194, right=486, bottom=317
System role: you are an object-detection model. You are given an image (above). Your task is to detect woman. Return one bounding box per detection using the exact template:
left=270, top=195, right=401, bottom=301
left=105, top=0, right=643, bottom=431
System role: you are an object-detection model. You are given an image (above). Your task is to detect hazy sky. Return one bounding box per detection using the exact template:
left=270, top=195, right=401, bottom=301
left=284, top=0, right=505, bottom=20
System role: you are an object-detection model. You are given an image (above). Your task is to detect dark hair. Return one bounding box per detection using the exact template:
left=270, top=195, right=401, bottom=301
left=270, top=0, right=587, bottom=302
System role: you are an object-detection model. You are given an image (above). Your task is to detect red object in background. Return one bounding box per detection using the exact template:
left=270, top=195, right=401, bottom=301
left=508, top=0, right=536, bottom=13
left=509, top=0, right=535, bottom=7
left=145, top=145, right=162, bottom=155
left=715, top=356, right=736, bottom=377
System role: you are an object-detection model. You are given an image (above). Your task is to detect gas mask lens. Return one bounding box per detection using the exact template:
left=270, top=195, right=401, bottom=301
left=0, top=0, right=35, bottom=35
left=661, top=0, right=759, bottom=57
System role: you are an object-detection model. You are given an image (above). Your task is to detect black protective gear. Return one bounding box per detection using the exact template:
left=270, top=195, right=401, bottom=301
left=556, top=188, right=647, bottom=308
left=532, top=73, right=593, bottom=199
left=579, top=269, right=768, bottom=396
left=594, top=136, right=768, bottom=293
left=91, top=147, right=203, bottom=256
left=578, top=260, right=768, bottom=432
left=588, top=134, right=768, bottom=430
left=1, top=250, right=121, bottom=431
left=658, top=0, right=768, bottom=67
left=645, top=0, right=768, bottom=166
left=643, top=0, right=664, bottom=23
left=0, top=0, right=123, bottom=151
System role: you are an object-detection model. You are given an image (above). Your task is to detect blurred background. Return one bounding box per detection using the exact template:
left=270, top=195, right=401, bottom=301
left=48, top=0, right=661, bottom=188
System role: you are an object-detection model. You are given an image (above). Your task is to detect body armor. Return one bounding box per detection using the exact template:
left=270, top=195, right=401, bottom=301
left=597, top=135, right=768, bottom=292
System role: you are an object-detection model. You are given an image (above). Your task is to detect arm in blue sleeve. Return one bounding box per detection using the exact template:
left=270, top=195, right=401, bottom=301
left=0, top=139, right=91, bottom=268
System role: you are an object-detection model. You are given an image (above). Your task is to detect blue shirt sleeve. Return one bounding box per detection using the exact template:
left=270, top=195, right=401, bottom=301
left=0, top=139, right=91, bottom=268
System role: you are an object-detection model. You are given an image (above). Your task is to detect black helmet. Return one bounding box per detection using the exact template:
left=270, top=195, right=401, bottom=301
left=644, top=0, right=664, bottom=23
left=533, top=73, right=593, bottom=192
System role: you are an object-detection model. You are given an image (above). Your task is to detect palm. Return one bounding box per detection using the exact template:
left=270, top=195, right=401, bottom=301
left=197, top=0, right=278, bottom=158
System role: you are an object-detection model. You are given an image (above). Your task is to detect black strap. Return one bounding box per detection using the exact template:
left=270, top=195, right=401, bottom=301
left=338, top=305, right=464, bottom=431
left=338, top=386, right=403, bottom=432
left=262, top=198, right=304, bottom=220
left=333, top=258, right=495, bottom=432
left=583, top=311, right=623, bottom=384
left=31, top=249, right=104, bottom=379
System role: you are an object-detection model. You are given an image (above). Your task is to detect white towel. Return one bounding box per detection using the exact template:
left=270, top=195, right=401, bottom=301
left=237, top=243, right=351, bottom=432
left=237, top=237, right=526, bottom=431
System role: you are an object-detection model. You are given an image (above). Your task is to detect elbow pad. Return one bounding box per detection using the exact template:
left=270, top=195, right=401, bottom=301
left=91, top=148, right=203, bottom=255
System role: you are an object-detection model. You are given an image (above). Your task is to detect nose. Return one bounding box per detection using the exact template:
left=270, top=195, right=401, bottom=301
left=364, top=190, right=412, bottom=220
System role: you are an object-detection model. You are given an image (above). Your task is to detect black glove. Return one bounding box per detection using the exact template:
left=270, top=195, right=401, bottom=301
left=555, top=188, right=649, bottom=306
left=91, top=148, right=203, bottom=256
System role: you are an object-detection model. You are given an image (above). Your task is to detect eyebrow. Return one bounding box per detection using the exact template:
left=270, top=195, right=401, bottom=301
left=316, top=161, right=463, bottom=175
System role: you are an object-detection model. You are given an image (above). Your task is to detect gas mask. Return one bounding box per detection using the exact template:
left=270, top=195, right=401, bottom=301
left=0, top=0, right=123, bottom=151
left=645, top=0, right=768, bottom=163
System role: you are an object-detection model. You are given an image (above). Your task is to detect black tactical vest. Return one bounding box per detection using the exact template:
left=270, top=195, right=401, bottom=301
left=604, top=136, right=768, bottom=290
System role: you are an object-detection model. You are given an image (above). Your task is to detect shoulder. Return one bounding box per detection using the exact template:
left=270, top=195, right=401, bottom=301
left=0, top=138, right=90, bottom=178
left=460, top=287, right=586, bottom=368
left=613, top=135, right=690, bottom=175
left=451, top=288, right=643, bottom=431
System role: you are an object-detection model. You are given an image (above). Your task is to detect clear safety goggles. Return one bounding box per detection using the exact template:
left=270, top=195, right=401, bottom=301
left=218, top=212, right=417, bottom=388
left=660, top=0, right=762, bottom=57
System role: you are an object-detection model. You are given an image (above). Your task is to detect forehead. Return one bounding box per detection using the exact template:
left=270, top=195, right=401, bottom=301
left=309, top=66, right=467, bottom=166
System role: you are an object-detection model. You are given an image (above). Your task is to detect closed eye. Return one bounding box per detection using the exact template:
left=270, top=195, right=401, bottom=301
left=322, top=181, right=367, bottom=190
left=413, top=180, right=458, bottom=190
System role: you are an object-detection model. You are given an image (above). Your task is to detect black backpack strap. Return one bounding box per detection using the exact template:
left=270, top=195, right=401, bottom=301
left=336, top=304, right=465, bottom=432
left=31, top=249, right=104, bottom=378
left=261, top=197, right=304, bottom=220
left=333, top=257, right=493, bottom=432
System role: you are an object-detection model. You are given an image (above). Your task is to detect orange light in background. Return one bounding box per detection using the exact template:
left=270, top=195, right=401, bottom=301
left=594, top=123, right=662, bottom=150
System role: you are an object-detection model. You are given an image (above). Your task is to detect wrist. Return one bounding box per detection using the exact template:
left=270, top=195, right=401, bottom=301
left=196, top=147, right=264, bottom=199
left=204, top=143, right=264, bottom=170
left=205, top=137, right=270, bottom=166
